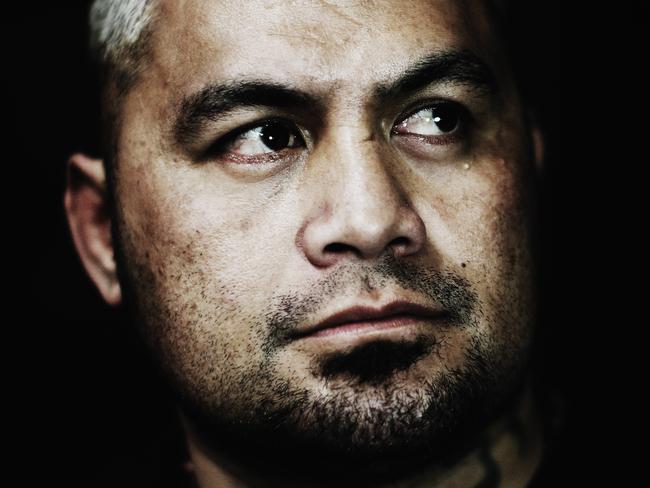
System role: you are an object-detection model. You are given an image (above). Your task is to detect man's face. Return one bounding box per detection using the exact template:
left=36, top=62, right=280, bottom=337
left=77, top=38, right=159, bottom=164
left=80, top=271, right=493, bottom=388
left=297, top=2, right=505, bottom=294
left=108, top=0, right=537, bottom=478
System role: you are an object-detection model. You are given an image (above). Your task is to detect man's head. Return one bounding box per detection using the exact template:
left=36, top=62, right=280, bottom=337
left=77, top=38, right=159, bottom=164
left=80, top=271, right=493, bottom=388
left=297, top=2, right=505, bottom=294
left=66, top=0, right=542, bottom=483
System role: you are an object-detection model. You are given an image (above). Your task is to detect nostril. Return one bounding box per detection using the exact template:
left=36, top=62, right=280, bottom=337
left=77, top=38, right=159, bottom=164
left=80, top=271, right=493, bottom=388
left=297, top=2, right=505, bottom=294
left=323, top=242, right=357, bottom=255
left=390, top=236, right=411, bottom=247
left=390, top=236, right=414, bottom=257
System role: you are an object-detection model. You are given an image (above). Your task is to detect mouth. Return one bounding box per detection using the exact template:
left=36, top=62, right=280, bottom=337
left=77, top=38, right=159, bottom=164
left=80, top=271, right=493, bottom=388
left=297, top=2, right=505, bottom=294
left=294, top=301, right=449, bottom=340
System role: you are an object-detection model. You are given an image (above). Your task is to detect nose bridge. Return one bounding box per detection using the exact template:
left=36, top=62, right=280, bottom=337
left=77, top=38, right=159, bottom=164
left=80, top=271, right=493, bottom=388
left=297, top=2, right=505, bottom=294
left=298, top=123, right=426, bottom=267
left=328, top=126, right=404, bottom=228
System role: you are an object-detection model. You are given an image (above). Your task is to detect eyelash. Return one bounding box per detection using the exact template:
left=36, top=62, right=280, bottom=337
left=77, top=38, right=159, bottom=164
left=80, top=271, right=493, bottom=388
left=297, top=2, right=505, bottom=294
left=392, top=101, right=471, bottom=142
left=205, top=101, right=471, bottom=163
left=203, top=118, right=303, bottom=160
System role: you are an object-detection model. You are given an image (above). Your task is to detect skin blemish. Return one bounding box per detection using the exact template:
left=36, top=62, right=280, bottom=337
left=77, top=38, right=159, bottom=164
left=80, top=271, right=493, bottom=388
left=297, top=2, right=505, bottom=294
left=239, top=218, right=252, bottom=232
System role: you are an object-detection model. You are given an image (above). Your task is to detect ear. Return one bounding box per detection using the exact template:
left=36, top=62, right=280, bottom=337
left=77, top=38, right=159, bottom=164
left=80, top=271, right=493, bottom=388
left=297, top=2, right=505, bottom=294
left=64, top=153, right=122, bottom=306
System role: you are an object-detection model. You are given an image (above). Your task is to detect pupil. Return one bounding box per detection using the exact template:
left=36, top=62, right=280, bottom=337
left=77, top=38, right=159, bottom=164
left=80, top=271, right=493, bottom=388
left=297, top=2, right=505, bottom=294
left=261, top=123, right=291, bottom=151
left=431, top=105, right=459, bottom=133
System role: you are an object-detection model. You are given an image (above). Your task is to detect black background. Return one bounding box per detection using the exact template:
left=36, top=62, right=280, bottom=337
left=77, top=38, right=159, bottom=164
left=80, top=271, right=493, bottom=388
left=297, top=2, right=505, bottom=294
left=6, top=1, right=647, bottom=486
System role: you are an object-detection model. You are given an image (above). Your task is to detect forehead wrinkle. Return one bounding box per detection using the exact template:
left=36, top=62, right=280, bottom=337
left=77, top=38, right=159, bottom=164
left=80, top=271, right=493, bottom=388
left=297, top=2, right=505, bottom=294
left=314, top=0, right=364, bottom=28
left=153, top=0, right=477, bottom=75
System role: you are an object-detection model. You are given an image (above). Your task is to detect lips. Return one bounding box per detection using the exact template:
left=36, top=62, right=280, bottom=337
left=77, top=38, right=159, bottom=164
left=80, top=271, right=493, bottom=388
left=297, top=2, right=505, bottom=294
left=295, top=301, right=448, bottom=339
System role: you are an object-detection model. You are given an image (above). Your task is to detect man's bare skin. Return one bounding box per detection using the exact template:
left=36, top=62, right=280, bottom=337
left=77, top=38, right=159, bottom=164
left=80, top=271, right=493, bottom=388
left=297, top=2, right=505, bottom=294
left=66, top=1, right=545, bottom=486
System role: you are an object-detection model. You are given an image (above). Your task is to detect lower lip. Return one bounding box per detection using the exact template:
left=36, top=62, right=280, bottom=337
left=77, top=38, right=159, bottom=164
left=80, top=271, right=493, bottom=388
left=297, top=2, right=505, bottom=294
left=309, top=315, right=430, bottom=338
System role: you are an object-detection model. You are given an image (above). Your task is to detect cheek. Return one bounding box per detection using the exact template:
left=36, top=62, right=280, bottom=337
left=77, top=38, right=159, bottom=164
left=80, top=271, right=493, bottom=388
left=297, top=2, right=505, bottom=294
left=119, top=163, right=283, bottom=291
left=114, top=169, right=289, bottom=380
left=414, top=158, right=525, bottom=265
left=419, top=157, right=535, bottom=337
left=467, top=160, right=536, bottom=347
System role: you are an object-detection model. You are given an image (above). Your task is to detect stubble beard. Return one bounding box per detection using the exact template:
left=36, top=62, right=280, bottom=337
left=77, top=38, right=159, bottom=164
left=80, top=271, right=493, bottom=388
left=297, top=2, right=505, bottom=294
left=179, top=332, right=529, bottom=484
left=114, top=245, right=533, bottom=483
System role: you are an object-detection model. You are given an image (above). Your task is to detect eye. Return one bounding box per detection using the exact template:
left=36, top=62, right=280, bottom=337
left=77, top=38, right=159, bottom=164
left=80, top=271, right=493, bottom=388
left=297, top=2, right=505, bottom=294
left=393, top=102, right=465, bottom=138
left=219, top=120, right=305, bottom=159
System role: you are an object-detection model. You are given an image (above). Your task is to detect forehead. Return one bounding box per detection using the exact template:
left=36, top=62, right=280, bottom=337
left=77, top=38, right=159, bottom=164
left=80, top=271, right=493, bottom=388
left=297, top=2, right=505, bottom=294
left=146, top=0, right=500, bottom=95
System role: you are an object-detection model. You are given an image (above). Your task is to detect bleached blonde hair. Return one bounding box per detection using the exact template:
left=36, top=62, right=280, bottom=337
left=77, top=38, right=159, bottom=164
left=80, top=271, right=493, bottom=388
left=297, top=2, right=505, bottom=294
left=89, top=0, right=159, bottom=93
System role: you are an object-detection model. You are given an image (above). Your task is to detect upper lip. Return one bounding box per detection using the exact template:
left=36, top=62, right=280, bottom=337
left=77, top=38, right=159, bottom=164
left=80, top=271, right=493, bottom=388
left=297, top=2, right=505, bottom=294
left=295, top=301, right=448, bottom=338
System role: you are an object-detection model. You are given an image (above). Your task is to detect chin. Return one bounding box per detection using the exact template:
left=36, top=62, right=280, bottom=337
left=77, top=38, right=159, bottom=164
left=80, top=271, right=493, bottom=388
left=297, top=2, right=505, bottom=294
left=178, top=333, right=530, bottom=482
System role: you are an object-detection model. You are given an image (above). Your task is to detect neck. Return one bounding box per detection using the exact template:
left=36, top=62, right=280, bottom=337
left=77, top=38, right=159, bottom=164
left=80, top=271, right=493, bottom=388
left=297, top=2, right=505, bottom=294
left=182, top=380, right=543, bottom=488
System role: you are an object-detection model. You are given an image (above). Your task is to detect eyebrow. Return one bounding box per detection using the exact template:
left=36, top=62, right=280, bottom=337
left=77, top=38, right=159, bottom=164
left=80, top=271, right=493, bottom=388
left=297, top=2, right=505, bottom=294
left=375, top=50, right=498, bottom=100
left=172, top=50, right=497, bottom=146
left=173, top=82, right=321, bottom=145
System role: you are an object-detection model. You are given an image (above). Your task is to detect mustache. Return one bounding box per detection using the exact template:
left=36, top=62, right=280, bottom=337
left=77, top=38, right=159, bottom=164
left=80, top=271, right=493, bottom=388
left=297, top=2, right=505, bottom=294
left=262, top=254, right=479, bottom=352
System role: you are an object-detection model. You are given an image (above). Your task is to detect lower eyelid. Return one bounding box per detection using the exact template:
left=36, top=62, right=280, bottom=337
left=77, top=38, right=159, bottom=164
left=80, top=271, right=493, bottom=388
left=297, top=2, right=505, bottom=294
left=220, top=150, right=296, bottom=165
left=392, top=132, right=462, bottom=146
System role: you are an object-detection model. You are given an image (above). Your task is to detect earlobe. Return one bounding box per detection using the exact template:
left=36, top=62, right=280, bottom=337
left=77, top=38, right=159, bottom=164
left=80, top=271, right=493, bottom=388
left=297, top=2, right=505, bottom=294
left=64, top=153, right=122, bottom=306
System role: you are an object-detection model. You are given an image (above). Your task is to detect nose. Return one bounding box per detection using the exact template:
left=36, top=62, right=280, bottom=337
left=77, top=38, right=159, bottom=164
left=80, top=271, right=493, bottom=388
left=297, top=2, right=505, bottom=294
left=297, top=137, right=427, bottom=268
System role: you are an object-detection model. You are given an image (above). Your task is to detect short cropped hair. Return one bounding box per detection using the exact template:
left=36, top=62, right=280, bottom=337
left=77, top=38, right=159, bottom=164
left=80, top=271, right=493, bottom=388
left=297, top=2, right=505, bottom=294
left=89, top=0, right=159, bottom=95
left=89, top=0, right=160, bottom=184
